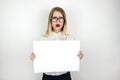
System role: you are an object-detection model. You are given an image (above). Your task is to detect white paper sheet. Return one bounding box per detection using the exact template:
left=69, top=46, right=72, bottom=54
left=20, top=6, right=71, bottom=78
left=33, top=40, right=80, bottom=73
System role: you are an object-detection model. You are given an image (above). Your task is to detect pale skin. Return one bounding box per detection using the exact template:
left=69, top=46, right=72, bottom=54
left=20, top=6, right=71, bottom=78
left=30, top=11, right=84, bottom=61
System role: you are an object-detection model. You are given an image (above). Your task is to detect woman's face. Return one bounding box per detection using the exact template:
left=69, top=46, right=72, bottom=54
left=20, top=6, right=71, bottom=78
left=51, top=11, right=64, bottom=33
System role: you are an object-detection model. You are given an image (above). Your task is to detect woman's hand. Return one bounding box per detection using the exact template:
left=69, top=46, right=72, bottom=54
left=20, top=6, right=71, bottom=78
left=30, top=52, right=36, bottom=61
left=77, top=51, right=84, bottom=60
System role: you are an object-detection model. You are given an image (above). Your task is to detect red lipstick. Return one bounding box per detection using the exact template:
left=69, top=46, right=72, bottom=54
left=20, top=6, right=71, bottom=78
left=56, top=24, right=60, bottom=27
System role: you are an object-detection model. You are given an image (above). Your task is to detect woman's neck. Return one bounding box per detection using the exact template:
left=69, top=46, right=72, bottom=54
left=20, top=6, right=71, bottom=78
left=53, top=30, right=62, bottom=33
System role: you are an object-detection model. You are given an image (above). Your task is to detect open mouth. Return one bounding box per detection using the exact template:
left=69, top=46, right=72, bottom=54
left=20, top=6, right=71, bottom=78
left=56, top=24, right=60, bottom=27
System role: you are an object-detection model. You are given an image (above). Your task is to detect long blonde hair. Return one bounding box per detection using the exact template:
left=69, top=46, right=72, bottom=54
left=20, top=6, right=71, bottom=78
left=44, top=7, right=68, bottom=38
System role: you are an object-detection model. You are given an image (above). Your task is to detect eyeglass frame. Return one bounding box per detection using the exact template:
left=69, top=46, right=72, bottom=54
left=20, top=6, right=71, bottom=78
left=51, top=17, right=64, bottom=22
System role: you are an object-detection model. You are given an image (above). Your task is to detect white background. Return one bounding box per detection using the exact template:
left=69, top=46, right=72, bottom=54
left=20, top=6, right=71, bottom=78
left=0, top=0, right=120, bottom=80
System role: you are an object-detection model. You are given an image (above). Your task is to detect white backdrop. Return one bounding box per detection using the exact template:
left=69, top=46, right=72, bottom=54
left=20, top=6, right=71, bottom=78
left=0, top=0, right=120, bottom=80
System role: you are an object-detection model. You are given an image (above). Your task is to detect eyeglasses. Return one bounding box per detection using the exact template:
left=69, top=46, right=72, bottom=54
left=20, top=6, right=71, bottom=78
left=51, top=17, right=64, bottom=22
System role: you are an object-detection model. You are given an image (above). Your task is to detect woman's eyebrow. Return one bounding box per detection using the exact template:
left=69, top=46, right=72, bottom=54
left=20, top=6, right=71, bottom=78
left=52, top=16, right=64, bottom=18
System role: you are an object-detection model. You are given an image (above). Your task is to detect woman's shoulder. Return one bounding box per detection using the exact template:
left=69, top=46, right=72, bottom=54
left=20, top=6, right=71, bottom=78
left=39, top=34, right=52, bottom=40
left=66, top=34, right=75, bottom=40
left=39, top=35, right=47, bottom=40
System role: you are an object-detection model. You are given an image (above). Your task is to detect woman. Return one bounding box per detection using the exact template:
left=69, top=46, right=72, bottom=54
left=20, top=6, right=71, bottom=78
left=30, top=7, right=84, bottom=80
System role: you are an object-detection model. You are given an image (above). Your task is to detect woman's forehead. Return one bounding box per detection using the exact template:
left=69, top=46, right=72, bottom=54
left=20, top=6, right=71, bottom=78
left=52, top=11, right=63, bottom=17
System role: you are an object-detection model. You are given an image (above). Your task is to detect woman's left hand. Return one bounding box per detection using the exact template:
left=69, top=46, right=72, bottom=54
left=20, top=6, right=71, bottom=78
left=77, top=51, right=84, bottom=60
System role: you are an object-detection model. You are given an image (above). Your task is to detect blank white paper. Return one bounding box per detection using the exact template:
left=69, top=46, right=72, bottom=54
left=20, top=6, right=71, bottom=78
left=33, top=40, right=80, bottom=73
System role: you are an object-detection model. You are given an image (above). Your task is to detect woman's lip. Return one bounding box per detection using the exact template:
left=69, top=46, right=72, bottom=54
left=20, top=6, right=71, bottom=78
left=56, top=24, right=60, bottom=27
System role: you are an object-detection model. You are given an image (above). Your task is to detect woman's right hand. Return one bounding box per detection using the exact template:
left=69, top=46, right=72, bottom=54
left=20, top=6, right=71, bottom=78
left=30, top=52, right=36, bottom=61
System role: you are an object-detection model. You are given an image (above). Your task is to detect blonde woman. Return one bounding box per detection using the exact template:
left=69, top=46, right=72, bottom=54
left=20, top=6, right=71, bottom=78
left=30, top=7, right=84, bottom=80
